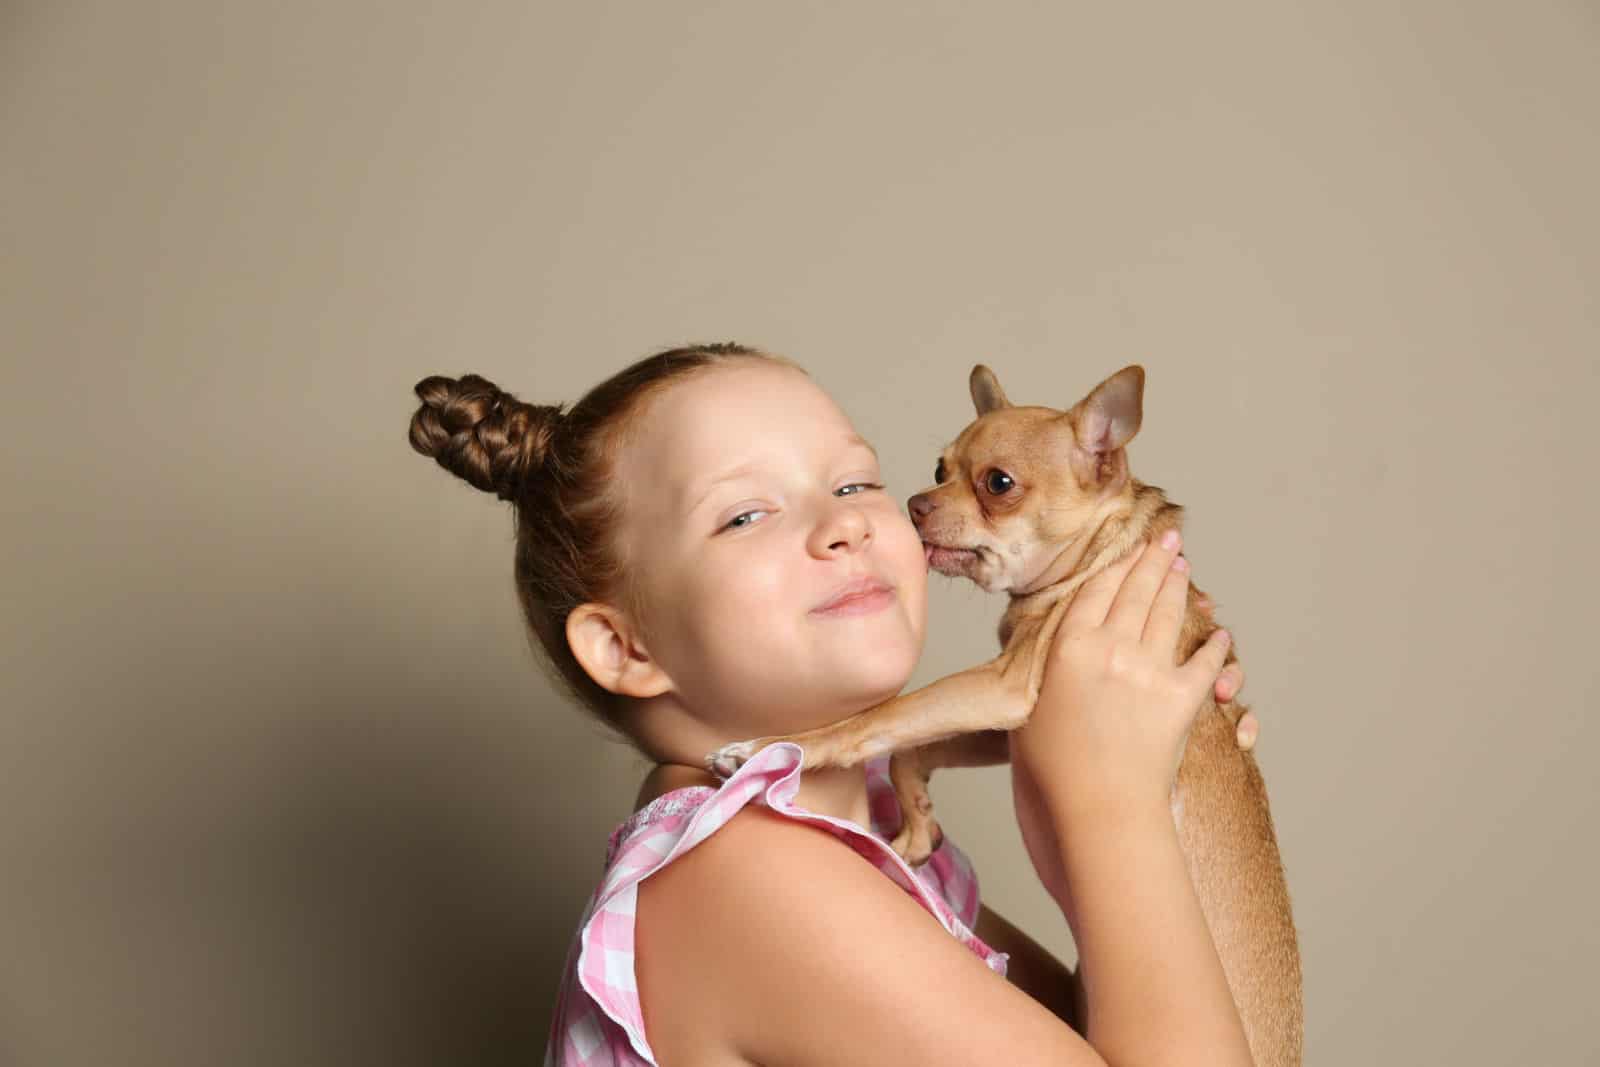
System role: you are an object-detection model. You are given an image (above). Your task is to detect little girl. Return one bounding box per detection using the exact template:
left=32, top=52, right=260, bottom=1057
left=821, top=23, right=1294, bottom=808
left=409, top=342, right=1260, bottom=1066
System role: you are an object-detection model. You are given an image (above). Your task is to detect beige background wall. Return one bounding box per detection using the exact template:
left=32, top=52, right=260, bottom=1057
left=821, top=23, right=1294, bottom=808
left=4, top=2, right=1596, bottom=1064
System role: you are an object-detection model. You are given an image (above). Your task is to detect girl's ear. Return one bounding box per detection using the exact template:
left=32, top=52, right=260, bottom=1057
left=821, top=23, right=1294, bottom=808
left=566, top=603, right=674, bottom=699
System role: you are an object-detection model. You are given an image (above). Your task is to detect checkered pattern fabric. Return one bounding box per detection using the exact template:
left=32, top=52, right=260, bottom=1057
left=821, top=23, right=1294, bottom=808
left=544, top=741, right=1008, bottom=1065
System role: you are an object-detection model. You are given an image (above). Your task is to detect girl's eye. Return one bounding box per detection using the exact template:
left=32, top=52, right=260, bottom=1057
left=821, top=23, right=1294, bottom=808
left=718, top=482, right=884, bottom=532
left=837, top=481, right=885, bottom=497
left=722, top=508, right=767, bottom=531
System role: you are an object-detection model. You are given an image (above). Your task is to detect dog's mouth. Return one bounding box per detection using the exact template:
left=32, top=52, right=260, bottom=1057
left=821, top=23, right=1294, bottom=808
left=923, top=541, right=981, bottom=571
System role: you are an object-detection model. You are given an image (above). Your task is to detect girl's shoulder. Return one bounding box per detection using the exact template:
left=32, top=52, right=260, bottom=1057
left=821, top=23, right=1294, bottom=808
left=630, top=760, right=721, bottom=812
left=543, top=743, right=1007, bottom=1065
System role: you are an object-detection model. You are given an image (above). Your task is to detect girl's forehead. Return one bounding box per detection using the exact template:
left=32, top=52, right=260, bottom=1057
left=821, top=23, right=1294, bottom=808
left=622, top=370, right=874, bottom=503
left=650, top=366, right=852, bottom=449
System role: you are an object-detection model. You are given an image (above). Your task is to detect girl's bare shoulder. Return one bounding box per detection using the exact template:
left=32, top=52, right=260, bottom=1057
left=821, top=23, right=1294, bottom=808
left=632, top=806, right=829, bottom=1063
left=634, top=805, right=1091, bottom=1066
left=632, top=762, right=721, bottom=810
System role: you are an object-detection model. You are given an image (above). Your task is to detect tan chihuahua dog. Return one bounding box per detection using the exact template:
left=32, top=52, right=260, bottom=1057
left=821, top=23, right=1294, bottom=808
left=708, top=363, right=1302, bottom=1066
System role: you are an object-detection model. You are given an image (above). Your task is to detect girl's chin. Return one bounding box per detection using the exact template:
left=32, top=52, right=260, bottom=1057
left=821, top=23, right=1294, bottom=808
left=837, top=659, right=919, bottom=704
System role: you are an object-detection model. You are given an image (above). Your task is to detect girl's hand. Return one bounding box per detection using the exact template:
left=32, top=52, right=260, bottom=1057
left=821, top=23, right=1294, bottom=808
left=1199, top=595, right=1257, bottom=750
left=1010, top=531, right=1232, bottom=901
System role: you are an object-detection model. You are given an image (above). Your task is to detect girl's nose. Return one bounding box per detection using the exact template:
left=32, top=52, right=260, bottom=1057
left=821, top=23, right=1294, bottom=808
left=814, top=497, right=872, bottom=554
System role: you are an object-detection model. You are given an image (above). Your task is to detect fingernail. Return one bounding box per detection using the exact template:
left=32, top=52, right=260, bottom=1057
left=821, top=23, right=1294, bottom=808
left=1161, top=529, right=1179, bottom=549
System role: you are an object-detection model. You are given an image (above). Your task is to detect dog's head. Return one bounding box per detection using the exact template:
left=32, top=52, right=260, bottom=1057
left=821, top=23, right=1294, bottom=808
left=908, top=363, right=1147, bottom=595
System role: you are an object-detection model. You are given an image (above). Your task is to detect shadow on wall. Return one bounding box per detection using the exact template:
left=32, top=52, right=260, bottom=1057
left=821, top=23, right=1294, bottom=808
left=9, top=600, right=616, bottom=1067
left=241, top=656, right=615, bottom=1065
left=256, top=702, right=594, bottom=1062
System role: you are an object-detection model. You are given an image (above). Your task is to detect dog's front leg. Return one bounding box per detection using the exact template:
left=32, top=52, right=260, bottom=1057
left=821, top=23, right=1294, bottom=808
left=706, top=658, right=1032, bottom=779
left=887, top=729, right=1012, bottom=865
left=880, top=602, right=1070, bottom=863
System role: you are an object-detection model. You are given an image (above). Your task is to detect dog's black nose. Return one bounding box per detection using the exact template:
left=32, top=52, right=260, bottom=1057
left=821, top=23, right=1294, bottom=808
left=907, top=493, right=934, bottom=521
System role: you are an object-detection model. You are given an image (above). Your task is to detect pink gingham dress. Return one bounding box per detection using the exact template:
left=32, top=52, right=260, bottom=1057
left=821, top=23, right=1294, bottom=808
left=544, top=740, right=1009, bottom=1065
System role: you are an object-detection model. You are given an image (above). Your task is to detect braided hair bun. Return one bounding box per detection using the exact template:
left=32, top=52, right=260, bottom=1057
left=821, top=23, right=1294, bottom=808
left=408, top=373, right=561, bottom=502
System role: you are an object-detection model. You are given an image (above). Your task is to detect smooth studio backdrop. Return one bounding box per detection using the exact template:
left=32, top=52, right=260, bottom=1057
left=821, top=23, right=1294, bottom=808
left=3, top=2, right=1596, bottom=1064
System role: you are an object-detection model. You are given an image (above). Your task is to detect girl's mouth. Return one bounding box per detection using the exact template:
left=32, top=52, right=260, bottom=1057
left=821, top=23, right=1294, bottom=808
left=812, top=586, right=896, bottom=617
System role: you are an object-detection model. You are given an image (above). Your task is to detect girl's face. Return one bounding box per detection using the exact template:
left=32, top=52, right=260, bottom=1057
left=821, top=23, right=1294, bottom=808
left=613, top=361, right=929, bottom=743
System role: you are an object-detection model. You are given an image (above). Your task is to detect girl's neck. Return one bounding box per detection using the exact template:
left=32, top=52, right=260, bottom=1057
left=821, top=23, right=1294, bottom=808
left=785, top=762, right=872, bottom=827
left=636, top=758, right=871, bottom=828
left=622, top=697, right=874, bottom=827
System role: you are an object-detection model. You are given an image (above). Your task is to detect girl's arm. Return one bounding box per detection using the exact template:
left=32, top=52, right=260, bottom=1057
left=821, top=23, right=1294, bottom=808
left=651, top=806, right=1112, bottom=1065
left=640, top=796, right=1239, bottom=1065
left=1051, top=793, right=1252, bottom=1065
left=974, top=702, right=1259, bottom=1037
left=972, top=902, right=1082, bottom=1033
left=1010, top=534, right=1252, bottom=1064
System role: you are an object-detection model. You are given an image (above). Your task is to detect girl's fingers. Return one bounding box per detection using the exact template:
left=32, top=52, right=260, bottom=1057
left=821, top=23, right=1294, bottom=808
left=1104, top=530, right=1185, bottom=637
left=1235, top=712, right=1258, bottom=751
left=1214, top=662, right=1244, bottom=702
left=1179, top=626, right=1233, bottom=697
left=1063, top=542, right=1146, bottom=629
left=1142, top=554, right=1191, bottom=656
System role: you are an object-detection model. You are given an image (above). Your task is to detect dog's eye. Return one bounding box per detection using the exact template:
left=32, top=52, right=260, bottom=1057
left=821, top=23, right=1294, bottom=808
left=985, top=470, right=1014, bottom=495
left=934, top=459, right=947, bottom=484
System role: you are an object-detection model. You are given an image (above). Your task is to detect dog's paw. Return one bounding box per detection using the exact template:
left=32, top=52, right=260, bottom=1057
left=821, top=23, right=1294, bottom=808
left=890, top=816, right=945, bottom=868
left=705, top=738, right=765, bottom=780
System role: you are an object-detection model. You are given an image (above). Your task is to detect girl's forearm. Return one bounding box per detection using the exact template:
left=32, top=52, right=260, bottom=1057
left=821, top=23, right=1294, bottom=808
left=1053, top=802, right=1252, bottom=1066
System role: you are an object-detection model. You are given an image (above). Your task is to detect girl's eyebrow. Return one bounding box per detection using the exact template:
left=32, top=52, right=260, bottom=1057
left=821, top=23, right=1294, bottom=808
left=683, top=434, right=879, bottom=516
left=685, top=461, right=760, bottom=515
left=845, top=433, right=880, bottom=460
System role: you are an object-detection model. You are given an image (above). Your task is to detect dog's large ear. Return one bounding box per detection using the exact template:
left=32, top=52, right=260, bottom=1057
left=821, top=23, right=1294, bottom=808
left=1067, top=365, right=1145, bottom=485
left=970, top=365, right=1011, bottom=416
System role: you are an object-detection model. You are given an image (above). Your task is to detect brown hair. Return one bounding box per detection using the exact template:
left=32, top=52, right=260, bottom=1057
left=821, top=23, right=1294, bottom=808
left=407, top=342, right=805, bottom=744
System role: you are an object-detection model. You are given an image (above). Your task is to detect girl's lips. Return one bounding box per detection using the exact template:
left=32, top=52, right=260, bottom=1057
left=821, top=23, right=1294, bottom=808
left=811, top=586, right=896, bottom=617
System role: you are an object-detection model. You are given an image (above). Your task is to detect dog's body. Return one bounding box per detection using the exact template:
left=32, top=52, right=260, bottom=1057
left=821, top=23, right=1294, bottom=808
left=708, top=364, right=1302, bottom=1066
